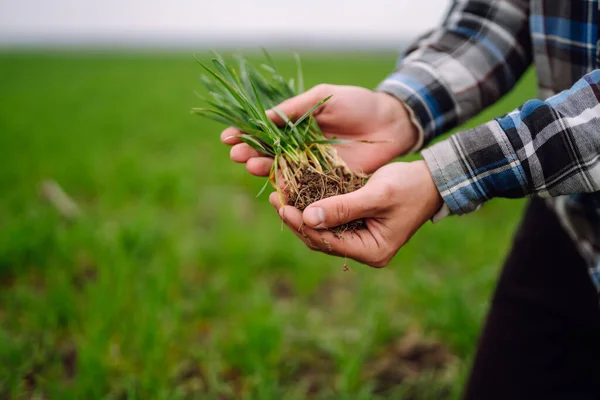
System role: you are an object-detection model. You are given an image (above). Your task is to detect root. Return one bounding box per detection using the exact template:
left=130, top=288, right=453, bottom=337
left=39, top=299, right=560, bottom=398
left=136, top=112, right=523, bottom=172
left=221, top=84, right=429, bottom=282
left=285, top=166, right=367, bottom=235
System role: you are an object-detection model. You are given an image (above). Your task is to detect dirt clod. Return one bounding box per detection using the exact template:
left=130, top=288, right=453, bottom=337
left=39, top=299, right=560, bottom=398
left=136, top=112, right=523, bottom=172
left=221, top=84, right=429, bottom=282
left=286, top=166, right=366, bottom=237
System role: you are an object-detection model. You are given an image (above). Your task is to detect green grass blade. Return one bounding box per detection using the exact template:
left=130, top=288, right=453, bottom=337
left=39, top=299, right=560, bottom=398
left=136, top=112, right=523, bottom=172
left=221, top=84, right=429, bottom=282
left=272, top=107, right=303, bottom=146
left=261, top=48, right=277, bottom=72
left=255, top=178, right=271, bottom=198
left=192, top=108, right=243, bottom=126
left=238, top=134, right=274, bottom=156
left=197, top=59, right=261, bottom=120
left=249, top=79, right=268, bottom=121
left=293, top=95, right=332, bottom=128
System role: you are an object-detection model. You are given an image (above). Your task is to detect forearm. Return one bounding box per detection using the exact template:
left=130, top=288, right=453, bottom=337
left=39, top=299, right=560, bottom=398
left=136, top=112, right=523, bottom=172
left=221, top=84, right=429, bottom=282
left=424, top=70, right=600, bottom=215
left=377, top=0, right=532, bottom=146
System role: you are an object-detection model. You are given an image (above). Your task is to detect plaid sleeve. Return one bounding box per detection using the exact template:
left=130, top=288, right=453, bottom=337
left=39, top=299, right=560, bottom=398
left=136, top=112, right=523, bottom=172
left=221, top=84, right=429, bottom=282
left=376, top=0, right=532, bottom=146
left=423, top=70, right=600, bottom=215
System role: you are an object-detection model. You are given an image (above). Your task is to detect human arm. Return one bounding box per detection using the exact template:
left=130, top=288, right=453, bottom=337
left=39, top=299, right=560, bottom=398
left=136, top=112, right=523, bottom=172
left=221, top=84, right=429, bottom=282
left=275, top=70, right=600, bottom=267
left=424, top=69, right=600, bottom=215
left=377, top=0, right=532, bottom=146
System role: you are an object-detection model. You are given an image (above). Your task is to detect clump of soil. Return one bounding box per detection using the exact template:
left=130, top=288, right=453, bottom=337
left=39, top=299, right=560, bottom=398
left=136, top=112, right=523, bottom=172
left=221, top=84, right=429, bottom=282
left=286, top=166, right=367, bottom=236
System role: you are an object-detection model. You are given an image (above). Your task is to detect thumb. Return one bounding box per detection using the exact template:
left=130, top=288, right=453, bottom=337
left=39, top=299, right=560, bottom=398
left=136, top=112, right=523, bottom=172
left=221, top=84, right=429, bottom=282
left=266, top=85, right=329, bottom=125
left=302, top=187, right=379, bottom=229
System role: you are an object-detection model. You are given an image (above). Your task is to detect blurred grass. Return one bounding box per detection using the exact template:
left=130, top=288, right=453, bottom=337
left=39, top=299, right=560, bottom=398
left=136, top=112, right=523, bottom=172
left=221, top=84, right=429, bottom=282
left=0, top=51, right=536, bottom=399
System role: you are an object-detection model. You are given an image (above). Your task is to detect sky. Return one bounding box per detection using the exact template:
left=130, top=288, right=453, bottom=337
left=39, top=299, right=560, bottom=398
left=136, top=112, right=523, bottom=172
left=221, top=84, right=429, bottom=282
left=0, top=0, right=450, bottom=48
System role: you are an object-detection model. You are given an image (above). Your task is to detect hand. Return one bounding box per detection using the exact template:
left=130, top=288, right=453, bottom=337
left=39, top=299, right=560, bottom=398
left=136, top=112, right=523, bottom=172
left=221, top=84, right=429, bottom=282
left=221, top=84, right=419, bottom=176
left=269, top=161, right=443, bottom=267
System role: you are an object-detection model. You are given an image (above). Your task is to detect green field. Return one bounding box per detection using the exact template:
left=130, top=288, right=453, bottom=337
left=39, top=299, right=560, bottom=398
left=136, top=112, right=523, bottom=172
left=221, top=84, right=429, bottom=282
left=0, top=51, right=537, bottom=399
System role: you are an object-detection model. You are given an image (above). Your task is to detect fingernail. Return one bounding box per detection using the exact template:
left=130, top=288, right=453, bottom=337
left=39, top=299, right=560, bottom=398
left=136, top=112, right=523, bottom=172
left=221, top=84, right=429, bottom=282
left=278, top=208, right=285, bottom=219
left=304, top=207, right=325, bottom=228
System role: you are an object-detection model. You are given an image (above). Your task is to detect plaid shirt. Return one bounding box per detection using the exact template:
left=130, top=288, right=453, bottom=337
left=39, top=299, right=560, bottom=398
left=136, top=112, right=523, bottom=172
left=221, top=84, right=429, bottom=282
left=376, top=0, right=600, bottom=290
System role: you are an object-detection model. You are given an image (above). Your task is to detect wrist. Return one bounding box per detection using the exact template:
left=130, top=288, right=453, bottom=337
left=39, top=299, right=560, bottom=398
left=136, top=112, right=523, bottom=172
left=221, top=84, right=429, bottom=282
left=415, top=160, right=444, bottom=219
left=376, top=92, right=423, bottom=154
left=398, top=101, right=423, bottom=154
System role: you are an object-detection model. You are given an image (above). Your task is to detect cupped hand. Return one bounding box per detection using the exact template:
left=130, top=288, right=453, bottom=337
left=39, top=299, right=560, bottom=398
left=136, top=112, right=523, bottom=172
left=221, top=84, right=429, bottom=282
left=269, top=161, right=442, bottom=267
left=221, top=84, right=419, bottom=176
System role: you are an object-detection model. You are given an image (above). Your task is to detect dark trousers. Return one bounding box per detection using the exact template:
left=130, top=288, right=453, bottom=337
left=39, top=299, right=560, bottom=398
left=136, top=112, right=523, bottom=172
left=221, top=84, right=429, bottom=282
left=463, top=198, right=600, bottom=399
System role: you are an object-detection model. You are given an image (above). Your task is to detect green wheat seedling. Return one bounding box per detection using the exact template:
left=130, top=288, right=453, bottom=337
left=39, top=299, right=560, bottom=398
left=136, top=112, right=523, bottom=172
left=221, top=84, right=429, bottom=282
left=193, top=52, right=365, bottom=231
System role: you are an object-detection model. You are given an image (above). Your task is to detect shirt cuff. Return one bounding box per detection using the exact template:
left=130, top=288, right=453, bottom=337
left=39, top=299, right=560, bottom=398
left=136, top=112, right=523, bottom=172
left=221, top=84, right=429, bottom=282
left=421, top=119, right=529, bottom=217
left=376, top=62, right=457, bottom=148
left=431, top=203, right=451, bottom=223
left=399, top=99, right=425, bottom=154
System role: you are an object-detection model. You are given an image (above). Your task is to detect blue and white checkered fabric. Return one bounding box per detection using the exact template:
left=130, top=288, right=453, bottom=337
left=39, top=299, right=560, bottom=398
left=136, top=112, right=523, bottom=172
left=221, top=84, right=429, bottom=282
left=377, top=0, right=600, bottom=291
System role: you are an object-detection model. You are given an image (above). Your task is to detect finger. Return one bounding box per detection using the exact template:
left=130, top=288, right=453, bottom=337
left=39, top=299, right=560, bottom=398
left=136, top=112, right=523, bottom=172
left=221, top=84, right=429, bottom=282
left=302, top=186, right=383, bottom=229
left=230, top=143, right=263, bottom=163
left=269, top=192, right=313, bottom=245
left=220, top=127, right=243, bottom=145
left=278, top=206, right=323, bottom=251
left=267, top=85, right=329, bottom=125
left=270, top=192, right=352, bottom=255
left=269, top=191, right=284, bottom=209
left=270, top=193, right=388, bottom=266
left=277, top=200, right=381, bottom=260
left=269, top=192, right=313, bottom=243
left=246, top=157, right=273, bottom=177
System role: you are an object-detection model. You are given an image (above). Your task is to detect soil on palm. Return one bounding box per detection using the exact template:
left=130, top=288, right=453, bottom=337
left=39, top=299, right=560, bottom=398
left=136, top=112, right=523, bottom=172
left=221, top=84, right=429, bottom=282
left=286, top=166, right=367, bottom=237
